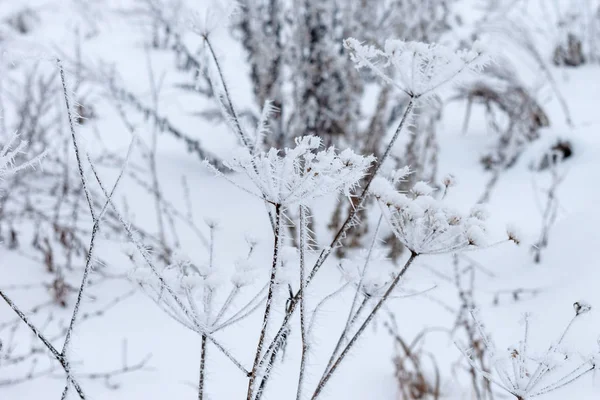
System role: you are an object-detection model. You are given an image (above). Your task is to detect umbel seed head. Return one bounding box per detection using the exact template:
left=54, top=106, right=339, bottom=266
left=573, top=301, right=592, bottom=316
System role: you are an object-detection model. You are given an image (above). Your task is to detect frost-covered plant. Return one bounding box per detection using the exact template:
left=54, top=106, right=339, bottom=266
left=128, top=224, right=265, bottom=336
left=453, top=60, right=549, bottom=175
left=371, top=175, right=489, bottom=255
left=344, top=38, right=490, bottom=100
left=460, top=304, right=598, bottom=400
left=206, top=135, right=375, bottom=206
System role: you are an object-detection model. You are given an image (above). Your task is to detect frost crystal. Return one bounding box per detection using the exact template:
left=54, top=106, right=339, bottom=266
left=221, top=135, right=375, bottom=206
left=344, top=38, right=490, bottom=99
left=0, top=134, right=46, bottom=179
left=371, top=176, right=487, bottom=255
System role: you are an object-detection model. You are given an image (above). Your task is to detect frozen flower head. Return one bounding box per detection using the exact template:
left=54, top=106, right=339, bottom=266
left=187, top=0, right=239, bottom=37
left=506, top=223, right=522, bottom=245
left=219, top=135, right=375, bottom=206
left=461, top=305, right=597, bottom=400
left=127, top=227, right=267, bottom=335
left=231, top=259, right=259, bottom=288
left=340, top=247, right=397, bottom=298
left=371, top=176, right=488, bottom=255
left=344, top=38, right=490, bottom=100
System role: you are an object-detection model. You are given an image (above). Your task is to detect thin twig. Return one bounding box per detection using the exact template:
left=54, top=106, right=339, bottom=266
left=0, top=289, right=86, bottom=399
left=202, top=34, right=253, bottom=152
left=324, top=216, right=383, bottom=374
left=247, top=203, right=283, bottom=399
left=198, top=335, right=208, bottom=400
left=295, top=205, right=308, bottom=400
left=311, top=252, right=419, bottom=399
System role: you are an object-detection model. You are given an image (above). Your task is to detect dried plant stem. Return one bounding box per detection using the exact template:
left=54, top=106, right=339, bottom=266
left=203, top=34, right=253, bottom=152
left=145, top=48, right=167, bottom=244
left=0, top=289, right=86, bottom=399
left=212, top=285, right=268, bottom=333
left=57, top=59, right=95, bottom=220
left=202, top=33, right=276, bottom=232
left=247, top=203, right=283, bottom=399
left=325, top=215, right=383, bottom=374
left=295, top=205, right=308, bottom=400
left=306, top=98, right=414, bottom=286
left=198, top=335, right=208, bottom=400
left=59, top=60, right=135, bottom=398
left=311, top=251, right=419, bottom=400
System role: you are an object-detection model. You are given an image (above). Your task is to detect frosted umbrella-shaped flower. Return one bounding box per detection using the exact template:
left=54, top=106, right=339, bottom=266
left=208, top=135, right=375, bottom=206
left=344, top=38, right=490, bottom=100
left=460, top=305, right=597, bottom=400
left=187, top=0, right=239, bottom=37
left=371, top=176, right=488, bottom=255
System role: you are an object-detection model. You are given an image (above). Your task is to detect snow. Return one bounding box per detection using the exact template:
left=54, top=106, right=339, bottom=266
left=1, top=0, right=600, bottom=400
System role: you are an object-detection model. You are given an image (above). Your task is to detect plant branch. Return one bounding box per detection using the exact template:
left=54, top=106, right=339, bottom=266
left=247, top=203, right=283, bottom=399
left=311, top=251, right=419, bottom=399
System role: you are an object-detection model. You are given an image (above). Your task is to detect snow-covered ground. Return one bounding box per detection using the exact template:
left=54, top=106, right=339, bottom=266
left=1, top=0, right=599, bottom=399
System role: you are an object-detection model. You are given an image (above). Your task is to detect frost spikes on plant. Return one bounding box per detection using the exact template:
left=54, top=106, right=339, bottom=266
left=460, top=304, right=597, bottom=400
left=0, top=133, right=47, bottom=178
left=205, top=135, right=375, bottom=206
left=343, top=38, right=490, bottom=100
left=370, top=175, right=490, bottom=255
